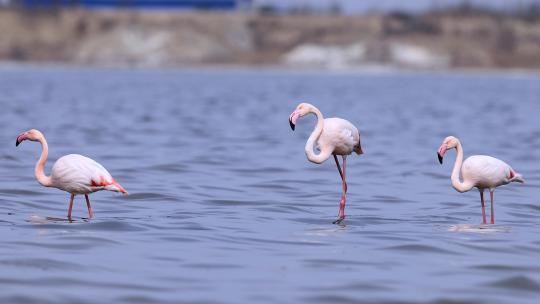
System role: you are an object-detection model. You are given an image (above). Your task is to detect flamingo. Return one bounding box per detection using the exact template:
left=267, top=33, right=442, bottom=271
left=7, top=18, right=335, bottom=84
left=289, top=103, right=363, bottom=224
left=15, top=129, right=127, bottom=219
left=437, top=136, right=524, bottom=224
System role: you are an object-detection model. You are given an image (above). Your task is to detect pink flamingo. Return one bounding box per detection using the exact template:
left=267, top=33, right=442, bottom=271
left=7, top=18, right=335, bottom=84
left=289, top=103, right=363, bottom=224
left=437, top=136, right=524, bottom=224
left=16, top=129, right=127, bottom=219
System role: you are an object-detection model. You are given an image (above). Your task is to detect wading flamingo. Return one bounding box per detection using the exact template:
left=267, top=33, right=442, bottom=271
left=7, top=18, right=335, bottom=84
left=16, top=129, right=127, bottom=219
left=289, top=103, right=363, bottom=224
left=437, top=136, right=524, bottom=224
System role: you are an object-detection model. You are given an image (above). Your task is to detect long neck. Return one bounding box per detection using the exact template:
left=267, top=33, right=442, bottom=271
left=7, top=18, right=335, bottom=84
left=451, top=142, right=473, bottom=192
left=35, top=136, right=53, bottom=187
left=305, top=106, right=331, bottom=164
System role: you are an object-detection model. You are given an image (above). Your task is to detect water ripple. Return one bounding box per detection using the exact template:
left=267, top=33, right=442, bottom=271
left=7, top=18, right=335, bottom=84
left=0, top=68, right=539, bottom=303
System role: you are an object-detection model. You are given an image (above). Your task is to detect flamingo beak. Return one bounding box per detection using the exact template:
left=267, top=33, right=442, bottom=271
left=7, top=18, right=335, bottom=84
left=289, top=110, right=301, bottom=131
left=437, top=144, right=448, bottom=164
left=289, top=118, right=295, bottom=131
left=15, top=133, right=27, bottom=147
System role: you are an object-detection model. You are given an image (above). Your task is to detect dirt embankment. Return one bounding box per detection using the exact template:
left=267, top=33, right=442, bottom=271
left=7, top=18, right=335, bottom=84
left=1, top=9, right=540, bottom=69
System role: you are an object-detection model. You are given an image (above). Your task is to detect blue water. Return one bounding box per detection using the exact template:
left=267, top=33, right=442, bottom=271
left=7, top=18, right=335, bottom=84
left=0, top=67, right=539, bottom=303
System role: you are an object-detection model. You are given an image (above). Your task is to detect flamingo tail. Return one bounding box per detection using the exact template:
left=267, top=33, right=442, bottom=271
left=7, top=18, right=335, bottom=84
left=510, top=172, right=525, bottom=184
left=354, top=142, right=363, bottom=155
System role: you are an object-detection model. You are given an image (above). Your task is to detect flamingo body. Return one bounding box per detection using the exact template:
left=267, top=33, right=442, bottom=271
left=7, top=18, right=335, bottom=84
left=461, top=155, right=517, bottom=191
left=51, top=154, right=126, bottom=195
left=316, top=118, right=360, bottom=157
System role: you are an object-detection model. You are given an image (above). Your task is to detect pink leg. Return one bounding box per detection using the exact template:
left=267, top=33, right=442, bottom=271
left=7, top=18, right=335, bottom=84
left=333, top=155, right=347, bottom=224
left=67, top=194, right=75, bottom=219
left=85, top=194, right=94, bottom=219
left=490, top=191, right=495, bottom=224
left=479, top=191, right=487, bottom=224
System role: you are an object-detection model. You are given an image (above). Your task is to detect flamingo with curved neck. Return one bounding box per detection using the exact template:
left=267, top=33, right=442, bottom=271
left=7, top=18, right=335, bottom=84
left=437, top=136, right=524, bottom=224
left=289, top=103, right=363, bottom=224
left=28, top=132, right=53, bottom=188
left=438, top=138, right=474, bottom=193
left=16, top=129, right=127, bottom=219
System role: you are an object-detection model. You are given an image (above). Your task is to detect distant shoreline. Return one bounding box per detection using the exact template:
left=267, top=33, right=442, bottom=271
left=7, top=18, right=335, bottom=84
left=1, top=8, right=539, bottom=70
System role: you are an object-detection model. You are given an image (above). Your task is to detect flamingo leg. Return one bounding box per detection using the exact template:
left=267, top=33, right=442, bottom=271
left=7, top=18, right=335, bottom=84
left=490, top=191, right=495, bottom=224
left=333, top=155, right=347, bottom=224
left=479, top=190, right=487, bottom=224
left=67, top=194, right=75, bottom=219
left=333, top=155, right=344, bottom=181
left=333, top=154, right=347, bottom=192
left=85, top=194, right=94, bottom=219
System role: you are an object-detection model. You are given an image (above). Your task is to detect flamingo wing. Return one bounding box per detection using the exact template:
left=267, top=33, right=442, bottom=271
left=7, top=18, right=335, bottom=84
left=51, top=154, right=126, bottom=194
left=462, top=155, right=512, bottom=189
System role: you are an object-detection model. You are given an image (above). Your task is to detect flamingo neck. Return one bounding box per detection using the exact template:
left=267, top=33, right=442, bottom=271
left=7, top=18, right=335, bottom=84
left=304, top=106, right=331, bottom=164
left=451, top=141, right=473, bottom=193
left=35, top=136, right=53, bottom=187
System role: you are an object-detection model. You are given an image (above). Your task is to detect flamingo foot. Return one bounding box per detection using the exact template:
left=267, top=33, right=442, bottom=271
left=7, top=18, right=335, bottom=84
left=332, top=216, right=345, bottom=225
left=333, top=196, right=346, bottom=224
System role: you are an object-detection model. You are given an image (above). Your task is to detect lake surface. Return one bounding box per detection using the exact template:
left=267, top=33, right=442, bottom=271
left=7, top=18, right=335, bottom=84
left=0, top=67, right=539, bottom=303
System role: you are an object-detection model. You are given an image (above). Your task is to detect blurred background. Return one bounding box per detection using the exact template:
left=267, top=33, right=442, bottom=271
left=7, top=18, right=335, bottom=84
left=1, top=0, right=540, bottom=69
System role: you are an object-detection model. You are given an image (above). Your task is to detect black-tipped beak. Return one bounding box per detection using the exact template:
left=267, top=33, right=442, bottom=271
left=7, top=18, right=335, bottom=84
left=289, top=118, right=295, bottom=131
left=15, top=139, right=20, bottom=147
left=438, top=153, right=443, bottom=164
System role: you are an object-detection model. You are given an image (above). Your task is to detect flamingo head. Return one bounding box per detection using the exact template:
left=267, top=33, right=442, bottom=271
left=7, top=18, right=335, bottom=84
left=288, top=103, right=311, bottom=131
left=437, top=136, right=459, bottom=164
left=15, top=129, right=43, bottom=147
